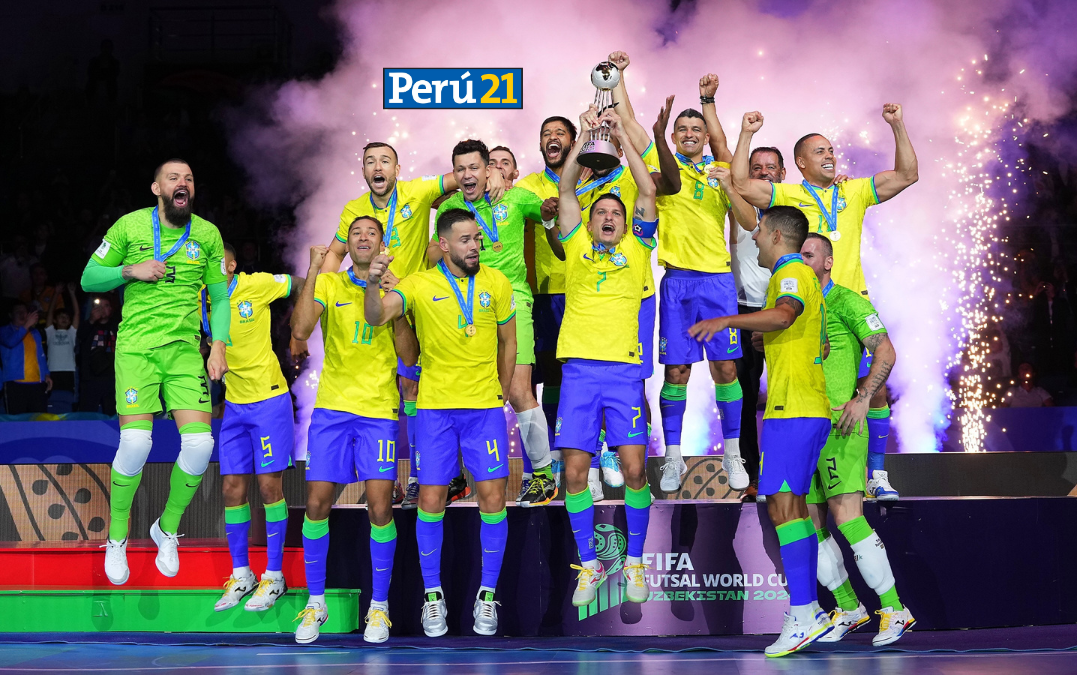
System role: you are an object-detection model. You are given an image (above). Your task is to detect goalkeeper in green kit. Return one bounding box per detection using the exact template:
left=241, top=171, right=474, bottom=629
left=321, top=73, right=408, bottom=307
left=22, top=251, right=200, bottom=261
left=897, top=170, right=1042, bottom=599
left=81, top=159, right=230, bottom=585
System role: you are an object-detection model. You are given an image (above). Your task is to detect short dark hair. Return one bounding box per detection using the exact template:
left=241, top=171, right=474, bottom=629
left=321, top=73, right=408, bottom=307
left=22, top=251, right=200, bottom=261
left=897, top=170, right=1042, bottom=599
left=541, top=116, right=578, bottom=144
left=489, top=145, right=517, bottom=169
left=55, top=308, right=71, bottom=319
left=793, top=133, right=826, bottom=160
left=362, top=142, right=398, bottom=162
left=436, top=208, right=475, bottom=238
left=223, top=242, right=236, bottom=258
left=349, top=215, right=384, bottom=240
left=153, top=158, right=191, bottom=181
left=761, top=206, right=809, bottom=251
left=674, top=109, right=705, bottom=125
left=451, top=139, right=490, bottom=166
left=804, top=232, right=833, bottom=257
left=750, top=146, right=785, bottom=170
left=588, top=192, right=628, bottom=221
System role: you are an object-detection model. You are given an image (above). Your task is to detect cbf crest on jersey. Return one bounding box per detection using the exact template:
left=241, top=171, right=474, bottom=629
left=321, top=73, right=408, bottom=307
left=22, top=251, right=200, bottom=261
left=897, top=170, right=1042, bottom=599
left=707, top=176, right=720, bottom=188
left=400, top=204, right=413, bottom=220
left=238, top=300, right=254, bottom=320
left=611, top=252, right=627, bottom=267
left=611, top=185, right=622, bottom=197
left=125, top=388, right=138, bottom=405
left=185, top=240, right=202, bottom=261
left=478, top=291, right=492, bottom=309
left=492, top=204, right=508, bottom=223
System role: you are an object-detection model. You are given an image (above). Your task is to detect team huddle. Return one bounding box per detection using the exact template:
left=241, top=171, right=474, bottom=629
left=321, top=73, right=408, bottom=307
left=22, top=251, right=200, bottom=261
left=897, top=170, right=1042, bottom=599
left=83, top=51, right=919, bottom=657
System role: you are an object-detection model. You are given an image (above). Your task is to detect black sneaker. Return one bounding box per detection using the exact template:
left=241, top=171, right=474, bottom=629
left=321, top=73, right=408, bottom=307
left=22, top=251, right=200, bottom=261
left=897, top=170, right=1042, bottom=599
left=519, top=472, right=556, bottom=508
left=401, top=480, right=420, bottom=510
left=446, top=474, right=471, bottom=505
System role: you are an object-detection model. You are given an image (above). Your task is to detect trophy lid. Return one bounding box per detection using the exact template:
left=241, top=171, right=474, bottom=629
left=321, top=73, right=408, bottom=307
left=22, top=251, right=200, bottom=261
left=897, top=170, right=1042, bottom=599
left=591, top=62, right=621, bottom=90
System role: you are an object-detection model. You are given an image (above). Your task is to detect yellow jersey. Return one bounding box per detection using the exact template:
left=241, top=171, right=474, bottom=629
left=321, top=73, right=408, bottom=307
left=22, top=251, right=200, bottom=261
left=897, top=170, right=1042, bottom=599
left=224, top=273, right=291, bottom=404
left=557, top=223, right=654, bottom=364
left=336, top=175, right=446, bottom=278
left=518, top=145, right=657, bottom=298
left=770, top=177, right=879, bottom=297
left=313, top=269, right=399, bottom=419
left=653, top=151, right=733, bottom=273
left=392, top=263, right=515, bottom=409
left=762, top=254, right=830, bottom=420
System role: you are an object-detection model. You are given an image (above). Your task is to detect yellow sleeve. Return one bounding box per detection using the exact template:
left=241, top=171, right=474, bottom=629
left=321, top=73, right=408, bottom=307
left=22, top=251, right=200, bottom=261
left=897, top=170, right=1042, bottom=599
left=494, top=272, right=516, bottom=324
left=769, top=181, right=793, bottom=209
left=267, top=273, right=292, bottom=302
left=392, top=274, right=418, bottom=317
left=851, top=177, right=880, bottom=208
left=773, top=266, right=807, bottom=306
left=414, top=174, right=447, bottom=206
left=313, top=273, right=333, bottom=309
left=640, top=141, right=659, bottom=173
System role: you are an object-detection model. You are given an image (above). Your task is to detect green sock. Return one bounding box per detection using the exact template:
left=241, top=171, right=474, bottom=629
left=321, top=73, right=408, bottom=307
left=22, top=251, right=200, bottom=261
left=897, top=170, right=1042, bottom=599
left=108, top=467, right=143, bottom=541
left=833, top=579, right=860, bottom=611
left=160, top=463, right=203, bottom=534
left=534, top=465, right=553, bottom=479
left=880, top=585, right=903, bottom=611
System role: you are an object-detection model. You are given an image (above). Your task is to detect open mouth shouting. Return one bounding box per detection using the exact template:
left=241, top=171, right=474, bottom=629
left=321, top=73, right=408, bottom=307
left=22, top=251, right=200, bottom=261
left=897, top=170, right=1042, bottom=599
left=544, top=139, right=563, bottom=166
left=371, top=172, right=388, bottom=192
left=172, top=187, right=189, bottom=209
left=461, top=176, right=480, bottom=199
left=600, top=221, right=616, bottom=237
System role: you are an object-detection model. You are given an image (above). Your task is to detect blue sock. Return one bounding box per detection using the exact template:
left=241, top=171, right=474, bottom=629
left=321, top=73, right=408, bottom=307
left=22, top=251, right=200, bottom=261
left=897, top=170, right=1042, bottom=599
left=776, top=517, right=818, bottom=606
left=715, top=380, right=743, bottom=444
left=416, top=509, right=444, bottom=590
left=565, top=489, right=597, bottom=563
left=659, top=383, right=687, bottom=446
left=405, top=400, right=418, bottom=479
left=302, top=516, right=330, bottom=596
left=370, top=519, right=397, bottom=603
left=224, top=504, right=251, bottom=570
left=867, top=406, right=890, bottom=474
left=264, top=499, right=289, bottom=573
left=624, top=485, right=651, bottom=557
left=479, top=509, right=508, bottom=589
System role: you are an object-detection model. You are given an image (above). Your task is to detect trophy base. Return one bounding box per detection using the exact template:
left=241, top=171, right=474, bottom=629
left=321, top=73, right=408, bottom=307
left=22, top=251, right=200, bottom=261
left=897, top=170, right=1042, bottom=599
left=578, top=139, right=621, bottom=171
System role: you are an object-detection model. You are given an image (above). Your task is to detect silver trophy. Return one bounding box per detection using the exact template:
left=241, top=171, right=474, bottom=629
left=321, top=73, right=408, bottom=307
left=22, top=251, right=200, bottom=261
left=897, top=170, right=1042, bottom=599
left=578, top=61, right=621, bottom=171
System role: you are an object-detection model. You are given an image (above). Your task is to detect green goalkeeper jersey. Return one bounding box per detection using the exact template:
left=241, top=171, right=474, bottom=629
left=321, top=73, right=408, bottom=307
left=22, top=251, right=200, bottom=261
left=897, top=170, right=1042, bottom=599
left=822, top=279, right=888, bottom=410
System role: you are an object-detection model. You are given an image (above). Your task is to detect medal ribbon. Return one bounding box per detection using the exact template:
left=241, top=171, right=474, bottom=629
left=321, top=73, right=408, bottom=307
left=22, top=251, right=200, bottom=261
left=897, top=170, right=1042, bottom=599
left=772, top=252, right=803, bottom=272
left=227, top=275, right=238, bottom=298
left=437, top=260, right=475, bottom=329
left=151, top=207, right=191, bottom=262
left=347, top=267, right=368, bottom=289
left=822, top=278, right=834, bottom=298
left=674, top=152, right=714, bottom=175
left=801, top=180, right=839, bottom=232
left=464, top=194, right=499, bottom=248
left=370, top=186, right=398, bottom=249
left=544, top=166, right=624, bottom=197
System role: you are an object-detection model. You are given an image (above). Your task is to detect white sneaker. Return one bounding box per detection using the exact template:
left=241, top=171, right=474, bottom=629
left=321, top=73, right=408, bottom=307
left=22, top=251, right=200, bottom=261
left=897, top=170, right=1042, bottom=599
left=765, top=610, right=833, bottom=657
left=294, top=603, right=328, bottom=644
left=723, top=455, right=749, bottom=491
left=473, top=590, right=499, bottom=635
left=214, top=570, right=257, bottom=611
left=659, top=458, right=687, bottom=493
left=102, top=538, right=129, bottom=586
left=867, top=470, right=900, bottom=500
left=244, top=574, right=287, bottom=611
left=756, top=493, right=767, bottom=503
left=149, top=519, right=181, bottom=577
left=421, top=591, right=448, bottom=637
left=600, top=450, right=624, bottom=488
left=571, top=562, right=607, bottom=607
left=363, top=602, right=391, bottom=643
left=818, top=603, right=869, bottom=642
left=588, top=469, right=604, bottom=503
left=874, top=607, right=916, bottom=646
left=623, top=562, right=649, bottom=603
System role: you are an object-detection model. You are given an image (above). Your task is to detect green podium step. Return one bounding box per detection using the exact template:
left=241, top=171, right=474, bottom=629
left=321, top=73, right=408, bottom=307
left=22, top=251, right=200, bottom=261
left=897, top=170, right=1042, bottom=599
left=0, top=589, right=359, bottom=633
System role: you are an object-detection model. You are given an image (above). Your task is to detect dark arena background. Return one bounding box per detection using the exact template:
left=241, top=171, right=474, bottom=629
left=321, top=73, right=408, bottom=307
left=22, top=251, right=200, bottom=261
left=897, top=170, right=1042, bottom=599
left=2, top=0, right=1077, bottom=673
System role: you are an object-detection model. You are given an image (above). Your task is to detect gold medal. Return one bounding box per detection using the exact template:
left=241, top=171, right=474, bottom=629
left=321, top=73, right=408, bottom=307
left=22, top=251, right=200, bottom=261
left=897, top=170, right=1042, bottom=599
left=465, top=324, right=477, bottom=337
left=493, top=241, right=503, bottom=253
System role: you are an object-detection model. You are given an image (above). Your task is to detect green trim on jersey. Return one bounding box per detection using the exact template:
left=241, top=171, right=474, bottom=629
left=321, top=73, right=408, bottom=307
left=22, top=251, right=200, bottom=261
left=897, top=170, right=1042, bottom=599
left=822, top=283, right=887, bottom=406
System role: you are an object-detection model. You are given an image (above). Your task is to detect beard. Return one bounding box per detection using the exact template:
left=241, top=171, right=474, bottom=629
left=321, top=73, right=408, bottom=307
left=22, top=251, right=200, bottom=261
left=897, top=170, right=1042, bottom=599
left=543, top=143, right=567, bottom=170
left=450, top=251, right=480, bottom=277
left=162, top=191, right=193, bottom=224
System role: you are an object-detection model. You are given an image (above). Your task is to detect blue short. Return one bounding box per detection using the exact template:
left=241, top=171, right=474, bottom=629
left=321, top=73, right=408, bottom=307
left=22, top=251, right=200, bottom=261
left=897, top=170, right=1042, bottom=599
left=658, top=269, right=741, bottom=364
left=638, top=294, right=656, bottom=380
left=758, top=417, right=832, bottom=496
left=555, top=359, right=646, bottom=453
left=305, top=408, right=399, bottom=483
left=415, top=408, right=509, bottom=485
left=397, top=357, right=421, bottom=382
left=858, top=348, right=872, bottom=379
left=533, top=293, right=566, bottom=354
left=219, top=393, right=295, bottom=475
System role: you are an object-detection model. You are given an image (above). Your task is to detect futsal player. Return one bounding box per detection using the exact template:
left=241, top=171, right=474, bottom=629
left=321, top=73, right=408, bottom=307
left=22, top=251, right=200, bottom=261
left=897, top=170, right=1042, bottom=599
left=365, top=208, right=517, bottom=638
left=489, top=146, right=519, bottom=188
left=290, top=217, right=419, bottom=644
left=688, top=206, right=834, bottom=657
left=731, top=105, right=919, bottom=499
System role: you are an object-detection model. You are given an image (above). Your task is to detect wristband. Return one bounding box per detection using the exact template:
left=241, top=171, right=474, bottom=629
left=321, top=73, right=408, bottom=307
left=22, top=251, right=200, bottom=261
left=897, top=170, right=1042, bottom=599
left=542, top=218, right=557, bottom=231
left=699, top=95, right=715, bottom=104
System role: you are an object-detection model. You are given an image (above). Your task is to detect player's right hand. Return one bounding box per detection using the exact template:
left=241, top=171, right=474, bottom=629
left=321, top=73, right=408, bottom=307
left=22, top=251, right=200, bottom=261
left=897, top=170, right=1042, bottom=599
left=580, top=104, right=600, bottom=131
left=742, top=112, right=764, bottom=133
left=540, top=197, right=559, bottom=221
left=368, top=253, right=392, bottom=285
left=309, top=245, right=328, bottom=270
left=608, top=51, right=630, bottom=71
left=653, top=95, right=675, bottom=138
left=126, top=260, right=167, bottom=282
left=289, top=336, right=309, bottom=364
left=699, top=73, right=719, bottom=98
left=23, top=311, right=39, bottom=328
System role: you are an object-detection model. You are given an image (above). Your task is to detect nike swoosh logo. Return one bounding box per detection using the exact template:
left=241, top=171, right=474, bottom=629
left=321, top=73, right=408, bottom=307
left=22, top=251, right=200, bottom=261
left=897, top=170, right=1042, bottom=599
left=335, top=301, right=352, bottom=307
left=583, top=255, right=594, bottom=262
left=140, top=245, right=152, bottom=251
left=113, top=482, right=132, bottom=488
left=304, top=559, right=317, bottom=564
left=185, top=482, right=199, bottom=488
left=378, top=466, right=394, bottom=472
left=798, top=202, right=812, bottom=207
left=260, top=461, right=274, bottom=468
left=268, top=533, right=278, bottom=537
left=727, top=346, right=739, bottom=353
left=629, top=532, right=642, bottom=536
left=826, top=482, right=841, bottom=491
left=488, top=464, right=503, bottom=472
left=483, top=549, right=499, bottom=554
left=628, top=431, right=643, bottom=437
left=433, top=296, right=449, bottom=301
left=421, top=550, right=435, bottom=556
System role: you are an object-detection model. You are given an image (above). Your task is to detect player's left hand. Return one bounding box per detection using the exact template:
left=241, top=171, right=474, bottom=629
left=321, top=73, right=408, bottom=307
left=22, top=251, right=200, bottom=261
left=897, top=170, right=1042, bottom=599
left=601, top=108, right=625, bottom=138
left=834, top=174, right=850, bottom=185
left=207, top=340, right=229, bottom=381
left=653, top=95, right=674, bottom=139
left=882, top=103, right=903, bottom=125
left=368, top=253, right=393, bottom=285
left=708, top=164, right=733, bottom=189
left=833, top=393, right=870, bottom=436
left=486, top=165, right=506, bottom=203
left=699, top=73, right=719, bottom=98
left=688, top=316, right=729, bottom=343
left=540, top=197, right=559, bottom=221
left=608, top=51, right=630, bottom=71
left=380, top=269, right=401, bottom=292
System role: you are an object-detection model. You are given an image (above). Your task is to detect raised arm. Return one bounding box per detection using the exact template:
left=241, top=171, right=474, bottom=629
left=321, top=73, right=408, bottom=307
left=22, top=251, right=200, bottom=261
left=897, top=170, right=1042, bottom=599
left=730, top=111, right=776, bottom=209
left=364, top=253, right=405, bottom=326
left=872, top=103, right=918, bottom=202
left=699, top=74, right=732, bottom=163
left=46, top=284, right=61, bottom=328
left=607, top=109, right=656, bottom=225
left=607, top=51, right=652, bottom=156
left=288, top=276, right=304, bottom=300
left=291, top=246, right=328, bottom=340
left=709, top=164, right=758, bottom=232
left=651, top=95, right=682, bottom=197
left=556, top=107, right=597, bottom=236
